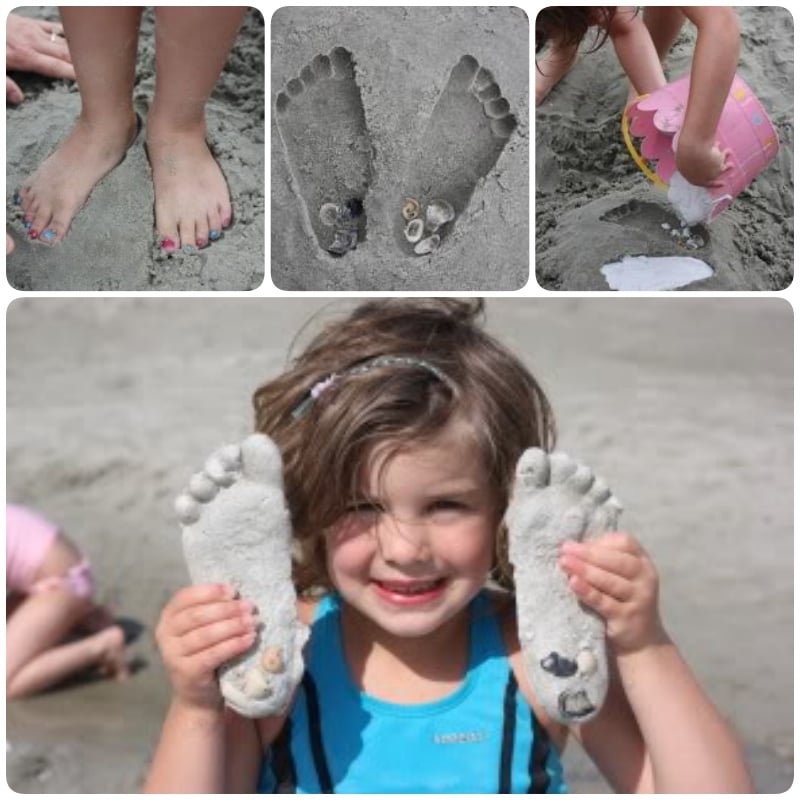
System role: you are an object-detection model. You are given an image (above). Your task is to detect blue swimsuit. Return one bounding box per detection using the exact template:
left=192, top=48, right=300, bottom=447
left=259, top=591, right=568, bottom=793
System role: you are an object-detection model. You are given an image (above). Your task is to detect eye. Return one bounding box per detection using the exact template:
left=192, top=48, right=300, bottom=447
left=429, top=499, right=467, bottom=514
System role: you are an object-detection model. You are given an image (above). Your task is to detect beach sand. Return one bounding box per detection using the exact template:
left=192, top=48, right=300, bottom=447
left=5, top=7, right=265, bottom=291
left=271, top=7, right=528, bottom=291
left=6, top=298, right=792, bottom=792
left=536, top=7, right=794, bottom=290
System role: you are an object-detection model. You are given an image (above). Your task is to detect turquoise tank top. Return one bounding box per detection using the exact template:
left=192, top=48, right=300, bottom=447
left=259, top=591, right=568, bottom=793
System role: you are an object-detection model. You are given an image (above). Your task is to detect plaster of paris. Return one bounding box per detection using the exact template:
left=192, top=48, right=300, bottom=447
left=505, top=449, right=622, bottom=724
left=175, top=434, right=308, bottom=718
left=667, top=171, right=730, bottom=226
left=601, top=255, right=713, bottom=291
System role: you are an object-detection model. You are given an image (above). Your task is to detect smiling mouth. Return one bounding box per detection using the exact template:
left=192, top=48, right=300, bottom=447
left=374, top=579, right=446, bottom=595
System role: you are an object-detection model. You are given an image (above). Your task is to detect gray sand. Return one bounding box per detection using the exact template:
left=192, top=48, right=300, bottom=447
left=536, top=7, right=794, bottom=290
left=6, top=298, right=792, bottom=792
left=271, top=7, right=528, bottom=291
left=5, top=7, right=264, bottom=291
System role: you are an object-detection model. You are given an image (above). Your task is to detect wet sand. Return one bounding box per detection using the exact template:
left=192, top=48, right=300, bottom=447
left=5, top=7, right=265, bottom=291
left=271, top=7, right=528, bottom=291
left=536, top=7, right=794, bottom=290
left=6, top=298, right=792, bottom=792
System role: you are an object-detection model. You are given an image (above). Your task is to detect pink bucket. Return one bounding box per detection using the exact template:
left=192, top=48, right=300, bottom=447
left=623, top=73, right=780, bottom=221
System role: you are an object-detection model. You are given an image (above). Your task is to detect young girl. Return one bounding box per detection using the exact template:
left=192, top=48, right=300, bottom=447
left=6, top=504, right=129, bottom=698
left=15, top=7, right=246, bottom=252
left=536, top=6, right=740, bottom=186
left=144, top=299, right=752, bottom=792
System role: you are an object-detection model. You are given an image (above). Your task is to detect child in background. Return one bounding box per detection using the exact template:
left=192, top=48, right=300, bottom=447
left=15, top=7, right=246, bottom=252
left=6, top=504, right=129, bottom=698
left=144, top=299, right=752, bottom=793
left=536, top=6, right=740, bottom=186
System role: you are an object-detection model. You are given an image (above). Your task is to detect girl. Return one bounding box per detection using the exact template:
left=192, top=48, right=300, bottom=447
left=144, top=299, right=752, bottom=792
left=536, top=7, right=740, bottom=186
left=15, top=7, right=246, bottom=252
left=6, top=504, right=129, bottom=698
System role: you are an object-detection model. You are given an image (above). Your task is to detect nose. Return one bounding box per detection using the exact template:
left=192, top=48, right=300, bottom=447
left=375, top=515, right=431, bottom=565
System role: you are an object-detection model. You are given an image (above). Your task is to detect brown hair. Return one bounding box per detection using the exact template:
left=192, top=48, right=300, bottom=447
left=536, top=6, right=617, bottom=55
left=253, top=299, right=556, bottom=594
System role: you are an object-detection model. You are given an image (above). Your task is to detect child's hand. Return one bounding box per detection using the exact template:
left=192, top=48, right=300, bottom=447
left=676, top=136, right=733, bottom=187
left=155, top=583, right=259, bottom=711
left=559, top=533, right=667, bottom=655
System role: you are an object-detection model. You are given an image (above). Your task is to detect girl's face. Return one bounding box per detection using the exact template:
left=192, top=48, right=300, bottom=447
left=325, top=418, right=498, bottom=641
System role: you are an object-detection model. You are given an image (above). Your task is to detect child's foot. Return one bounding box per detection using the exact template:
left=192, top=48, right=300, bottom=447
left=17, top=111, right=140, bottom=244
left=146, top=113, right=232, bottom=254
left=174, top=434, right=308, bottom=718
left=95, top=625, right=130, bottom=681
left=505, top=449, right=622, bottom=724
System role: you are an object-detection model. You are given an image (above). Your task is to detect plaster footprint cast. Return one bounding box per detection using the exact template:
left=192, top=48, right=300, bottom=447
left=398, top=55, right=517, bottom=256
left=505, top=449, right=623, bottom=725
left=275, top=47, right=374, bottom=256
left=175, top=434, right=308, bottom=718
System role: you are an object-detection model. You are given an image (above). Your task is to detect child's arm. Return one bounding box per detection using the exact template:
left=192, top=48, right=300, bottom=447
left=535, top=41, right=579, bottom=106
left=561, top=533, right=753, bottom=792
left=607, top=7, right=666, bottom=96
left=143, top=583, right=265, bottom=792
left=675, top=7, right=741, bottom=185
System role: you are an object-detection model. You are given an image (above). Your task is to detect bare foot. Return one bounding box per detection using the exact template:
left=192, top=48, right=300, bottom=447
left=146, top=113, right=232, bottom=253
left=18, top=111, right=139, bottom=244
left=96, top=625, right=129, bottom=681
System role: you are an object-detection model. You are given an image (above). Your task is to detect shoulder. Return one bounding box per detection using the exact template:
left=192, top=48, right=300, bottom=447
left=485, top=588, right=569, bottom=752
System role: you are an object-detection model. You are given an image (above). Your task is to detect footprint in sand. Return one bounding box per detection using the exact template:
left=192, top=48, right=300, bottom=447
left=505, top=449, right=622, bottom=725
left=175, top=434, right=308, bottom=718
left=275, top=47, right=373, bottom=257
left=600, top=199, right=708, bottom=250
left=396, top=55, right=517, bottom=256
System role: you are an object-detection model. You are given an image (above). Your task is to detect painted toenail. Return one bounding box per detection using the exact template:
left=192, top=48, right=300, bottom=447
left=222, top=217, right=232, bottom=228
left=29, top=230, right=39, bottom=239
left=197, top=239, right=207, bottom=248
left=160, top=238, right=177, bottom=250
left=41, top=229, right=57, bottom=242
left=182, top=245, right=196, bottom=254
left=22, top=220, right=32, bottom=230
left=12, top=192, right=20, bottom=205
left=209, top=230, right=220, bottom=240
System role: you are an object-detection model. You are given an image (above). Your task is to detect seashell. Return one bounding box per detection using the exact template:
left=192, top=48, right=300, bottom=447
left=261, top=645, right=285, bottom=674
left=328, top=228, right=358, bottom=255
left=242, top=666, right=273, bottom=699
left=404, top=219, right=424, bottom=243
left=576, top=649, right=598, bottom=678
left=425, top=199, right=455, bottom=232
left=401, top=198, right=421, bottom=221
left=319, top=203, right=339, bottom=227
left=414, top=234, right=440, bottom=255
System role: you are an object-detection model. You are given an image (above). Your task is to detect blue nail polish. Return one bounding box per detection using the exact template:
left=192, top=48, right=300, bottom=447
left=182, top=245, right=196, bottom=254
left=22, top=220, right=32, bottom=230
left=12, top=193, right=20, bottom=205
left=41, top=229, right=57, bottom=242
left=209, top=230, right=220, bottom=240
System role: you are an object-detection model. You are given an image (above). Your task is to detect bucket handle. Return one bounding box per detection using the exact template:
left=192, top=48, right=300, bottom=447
left=622, top=98, right=668, bottom=190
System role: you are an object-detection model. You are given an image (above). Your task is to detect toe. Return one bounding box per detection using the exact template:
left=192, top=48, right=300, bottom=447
left=177, top=219, right=198, bottom=252
left=175, top=493, right=202, bottom=525
left=188, top=472, right=219, bottom=502
left=548, top=452, right=578, bottom=485
left=515, top=447, right=549, bottom=488
left=241, top=434, right=283, bottom=486
left=40, top=217, right=69, bottom=244
left=205, top=444, right=242, bottom=487
left=195, top=215, right=210, bottom=250
left=587, top=477, right=611, bottom=506
left=566, top=464, right=595, bottom=495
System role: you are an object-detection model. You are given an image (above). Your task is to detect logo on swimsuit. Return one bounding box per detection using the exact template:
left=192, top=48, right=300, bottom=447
left=433, top=730, right=489, bottom=745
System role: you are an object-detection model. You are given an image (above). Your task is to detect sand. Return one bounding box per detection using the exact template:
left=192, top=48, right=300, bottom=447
left=6, top=298, right=792, bottom=792
left=5, top=7, right=265, bottom=291
left=535, top=6, right=794, bottom=290
left=270, top=7, right=529, bottom=291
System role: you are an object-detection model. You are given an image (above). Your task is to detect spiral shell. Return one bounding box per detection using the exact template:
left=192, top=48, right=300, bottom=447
left=401, top=198, right=421, bottom=221
left=261, top=645, right=285, bottom=674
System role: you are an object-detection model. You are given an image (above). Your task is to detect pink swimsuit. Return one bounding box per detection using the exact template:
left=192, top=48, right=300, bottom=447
left=6, top=505, right=94, bottom=599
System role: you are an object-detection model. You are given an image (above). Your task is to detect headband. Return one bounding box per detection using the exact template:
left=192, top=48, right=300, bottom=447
left=290, top=355, right=448, bottom=420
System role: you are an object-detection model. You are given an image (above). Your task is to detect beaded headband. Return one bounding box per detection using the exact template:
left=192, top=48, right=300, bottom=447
left=290, top=355, right=448, bottom=420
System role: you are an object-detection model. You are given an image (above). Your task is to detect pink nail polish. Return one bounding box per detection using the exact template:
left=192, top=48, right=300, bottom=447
left=222, top=216, right=231, bottom=228
left=160, top=238, right=176, bottom=250
left=197, top=238, right=207, bottom=248
left=29, top=230, right=39, bottom=239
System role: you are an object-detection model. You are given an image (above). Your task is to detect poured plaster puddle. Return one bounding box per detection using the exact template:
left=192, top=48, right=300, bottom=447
left=601, top=255, right=713, bottom=291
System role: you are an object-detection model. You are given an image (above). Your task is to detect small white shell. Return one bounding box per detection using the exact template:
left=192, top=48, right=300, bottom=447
left=404, top=218, right=424, bottom=243
left=576, top=649, right=598, bottom=678
left=414, top=234, right=441, bottom=255
left=319, top=203, right=339, bottom=227
left=425, top=199, right=454, bottom=232
left=261, top=645, right=285, bottom=674
left=242, top=667, right=273, bottom=699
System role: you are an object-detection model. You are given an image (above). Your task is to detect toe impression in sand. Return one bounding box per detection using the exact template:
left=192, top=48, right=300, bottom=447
left=505, top=448, right=622, bottom=724
left=175, top=433, right=308, bottom=718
